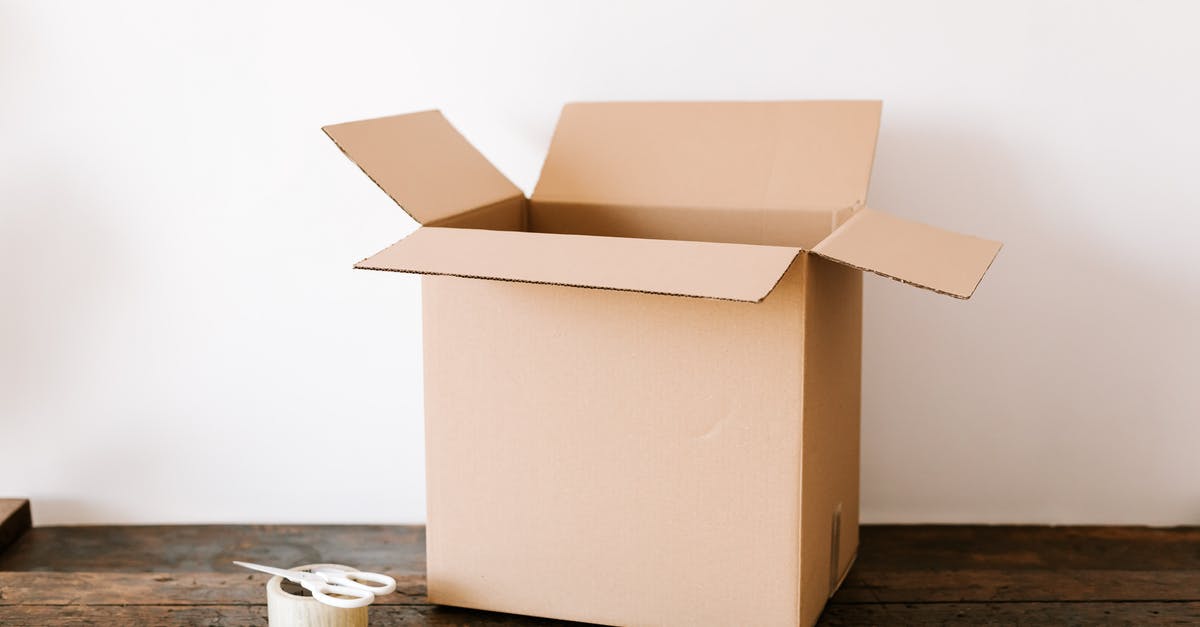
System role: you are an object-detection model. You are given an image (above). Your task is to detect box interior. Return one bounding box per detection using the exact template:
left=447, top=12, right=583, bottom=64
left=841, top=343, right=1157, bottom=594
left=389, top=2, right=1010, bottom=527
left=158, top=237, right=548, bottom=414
left=521, top=101, right=883, bottom=248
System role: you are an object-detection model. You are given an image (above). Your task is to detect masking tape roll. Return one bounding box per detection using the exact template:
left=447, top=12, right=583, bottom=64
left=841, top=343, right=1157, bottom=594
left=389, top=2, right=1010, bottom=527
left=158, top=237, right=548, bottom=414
left=266, top=563, right=369, bottom=627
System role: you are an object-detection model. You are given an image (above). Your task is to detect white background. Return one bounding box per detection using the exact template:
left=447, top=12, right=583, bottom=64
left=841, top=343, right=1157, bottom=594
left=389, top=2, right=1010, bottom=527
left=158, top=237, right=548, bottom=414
left=2, top=1, right=1198, bottom=525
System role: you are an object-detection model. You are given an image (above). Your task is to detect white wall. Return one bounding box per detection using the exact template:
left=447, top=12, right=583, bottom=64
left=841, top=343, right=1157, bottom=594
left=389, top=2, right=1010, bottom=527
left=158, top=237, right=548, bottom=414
left=2, top=0, right=1198, bottom=525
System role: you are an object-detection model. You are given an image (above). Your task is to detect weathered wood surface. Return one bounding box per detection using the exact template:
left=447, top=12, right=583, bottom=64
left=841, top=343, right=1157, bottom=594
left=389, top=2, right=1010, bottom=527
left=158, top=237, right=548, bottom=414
left=820, top=602, right=1200, bottom=625
left=850, top=524, right=1200, bottom=570
left=835, top=568, right=1200, bottom=603
left=9, top=602, right=1195, bottom=627
left=0, top=572, right=426, bottom=606
left=6, top=567, right=1200, bottom=607
left=1, top=523, right=1199, bottom=625
left=0, top=524, right=424, bottom=573
left=0, top=604, right=578, bottom=626
left=0, top=499, right=31, bottom=555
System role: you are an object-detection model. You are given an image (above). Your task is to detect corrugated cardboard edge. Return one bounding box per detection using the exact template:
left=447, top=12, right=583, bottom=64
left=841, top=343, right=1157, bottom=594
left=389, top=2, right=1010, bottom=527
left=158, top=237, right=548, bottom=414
left=321, top=110, right=524, bottom=226
left=812, top=208, right=1003, bottom=300
left=321, top=120, right=425, bottom=226
left=815, top=248, right=1003, bottom=300
left=358, top=263, right=801, bottom=304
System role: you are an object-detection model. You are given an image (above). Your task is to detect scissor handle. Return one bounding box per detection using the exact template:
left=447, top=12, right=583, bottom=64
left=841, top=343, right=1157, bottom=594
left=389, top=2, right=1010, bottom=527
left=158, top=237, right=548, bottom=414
left=313, top=568, right=397, bottom=596
left=304, top=581, right=375, bottom=609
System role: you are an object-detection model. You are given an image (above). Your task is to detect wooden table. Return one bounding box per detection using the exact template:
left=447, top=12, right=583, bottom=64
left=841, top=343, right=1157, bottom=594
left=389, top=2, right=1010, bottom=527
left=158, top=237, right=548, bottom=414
left=2, top=499, right=1199, bottom=625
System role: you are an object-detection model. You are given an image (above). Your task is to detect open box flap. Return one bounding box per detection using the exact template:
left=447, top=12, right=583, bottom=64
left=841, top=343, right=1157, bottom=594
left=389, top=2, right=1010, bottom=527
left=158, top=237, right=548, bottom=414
left=323, top=111, right=523, bottom=225
left=532, top=101, right=881, bottom=212
left=812, top=208, right=1002, bottom=299
left=356, top=227, right=802, bottom=303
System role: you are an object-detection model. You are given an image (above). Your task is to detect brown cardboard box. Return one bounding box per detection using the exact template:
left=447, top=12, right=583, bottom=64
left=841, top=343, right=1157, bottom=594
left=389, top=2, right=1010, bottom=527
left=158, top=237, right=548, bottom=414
left=323, top=101, right=1001, bottom=626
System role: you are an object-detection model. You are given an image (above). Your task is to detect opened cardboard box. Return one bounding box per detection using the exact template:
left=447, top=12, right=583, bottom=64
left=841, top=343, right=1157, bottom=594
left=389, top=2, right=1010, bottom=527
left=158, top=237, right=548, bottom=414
left=323, top=101, right=1001, bottom=626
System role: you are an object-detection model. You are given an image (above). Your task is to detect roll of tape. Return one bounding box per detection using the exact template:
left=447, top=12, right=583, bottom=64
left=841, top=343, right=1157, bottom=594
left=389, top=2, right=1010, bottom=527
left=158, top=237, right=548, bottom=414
left=266, top=563, right=369, bottom=627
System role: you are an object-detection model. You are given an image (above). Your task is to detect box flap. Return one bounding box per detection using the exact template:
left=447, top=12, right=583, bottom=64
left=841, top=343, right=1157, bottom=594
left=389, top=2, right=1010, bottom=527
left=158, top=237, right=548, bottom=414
left=812, top=208, right=1002, bottom=299
left=356, top=228, right=802, bottom=302
left=532, top=101, right=881, bottom=212
left=323, top=111, right=523, bottom=225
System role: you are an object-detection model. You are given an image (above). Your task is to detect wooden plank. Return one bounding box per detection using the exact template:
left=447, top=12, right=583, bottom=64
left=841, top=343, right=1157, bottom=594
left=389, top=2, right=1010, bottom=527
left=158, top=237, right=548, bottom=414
left=817, top=601, right=1200, bottom=626
left=0, top=499, right=31, bottom=555
left=6, top=523, right=1200, bottom=625
left=856, top=524, right=1200, bottom=571
left=0, top=524, right=425, bottom=573
left=11, top=524, right=1199, bottom=574
left=0, top=572, right=426, bottom=606
left=0, top=606, right=270, bottom=627
left=0, top=604, right=585, bottom=626
left=4, top=602, right=1200, bottom=627
left=833, top=568, right=1200, bottom=603
left=7, top=568, right=1197, bottom=608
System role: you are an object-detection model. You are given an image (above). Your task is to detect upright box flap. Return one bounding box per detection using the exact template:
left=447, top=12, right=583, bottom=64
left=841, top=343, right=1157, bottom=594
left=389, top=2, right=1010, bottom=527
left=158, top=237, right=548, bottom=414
left=533, top=101, right=881, bottom=212
left=812, top=208, right=1002, bottom=299
left=357, top=228, right=802, bottom=303
left=323, top=111, right=523, bottom=225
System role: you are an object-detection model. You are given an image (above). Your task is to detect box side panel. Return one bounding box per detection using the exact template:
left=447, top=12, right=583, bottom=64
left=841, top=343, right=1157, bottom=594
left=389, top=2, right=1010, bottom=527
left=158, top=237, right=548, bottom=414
left=533, top=101, right=880, bottom=213
left=425, top=195, right=527, bottom=231
left=799, top=255, right=863, bottom=627
left=530, top=199, right=842, bottom=249
left=420, top=267, right=806, bottom=627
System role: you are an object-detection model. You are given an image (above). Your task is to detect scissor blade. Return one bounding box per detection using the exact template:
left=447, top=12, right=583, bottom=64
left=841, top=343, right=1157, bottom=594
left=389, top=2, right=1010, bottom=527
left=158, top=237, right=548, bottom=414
left=233, top=561, right=303, bottom=581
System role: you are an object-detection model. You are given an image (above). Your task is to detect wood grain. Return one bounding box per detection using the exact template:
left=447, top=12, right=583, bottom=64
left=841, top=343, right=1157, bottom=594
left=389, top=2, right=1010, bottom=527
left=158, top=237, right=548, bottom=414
left=4, top=602, right=1200, bottom=627
left=820, top=601, right=1200, bottom=625
left=0, top=572, right=425, bottom=606
left=835, top=568, right=1200, bottom=603
left=3, top=523, right=1200, bottom=625
left=0, top=604, right=584, bottom=626
left=854, top=524, right=1200, bottom=570
left=0, top=524, right=425, bottom=573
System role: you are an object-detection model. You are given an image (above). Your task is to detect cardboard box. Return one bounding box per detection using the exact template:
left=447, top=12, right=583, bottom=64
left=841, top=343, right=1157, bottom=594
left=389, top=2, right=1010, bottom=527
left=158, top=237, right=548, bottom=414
left=323, top=101, right=1001, bottom=626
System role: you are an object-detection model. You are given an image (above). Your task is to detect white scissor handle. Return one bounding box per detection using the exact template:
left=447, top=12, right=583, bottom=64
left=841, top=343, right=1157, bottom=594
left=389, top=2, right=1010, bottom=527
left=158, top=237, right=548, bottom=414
left=304, top=580, right=375, bottom=609
left=316, top=569, right=397, bottom=596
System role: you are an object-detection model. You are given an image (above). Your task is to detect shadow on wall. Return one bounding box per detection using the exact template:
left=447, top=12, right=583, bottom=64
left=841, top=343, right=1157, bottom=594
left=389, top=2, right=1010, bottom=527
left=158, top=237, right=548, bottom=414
left=860, top=121, right=1200, bottom=523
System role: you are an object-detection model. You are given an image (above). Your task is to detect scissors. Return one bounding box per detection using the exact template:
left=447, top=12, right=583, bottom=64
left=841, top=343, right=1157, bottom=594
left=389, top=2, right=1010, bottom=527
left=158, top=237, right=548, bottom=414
left=233, top=561, right=397, bottom=609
